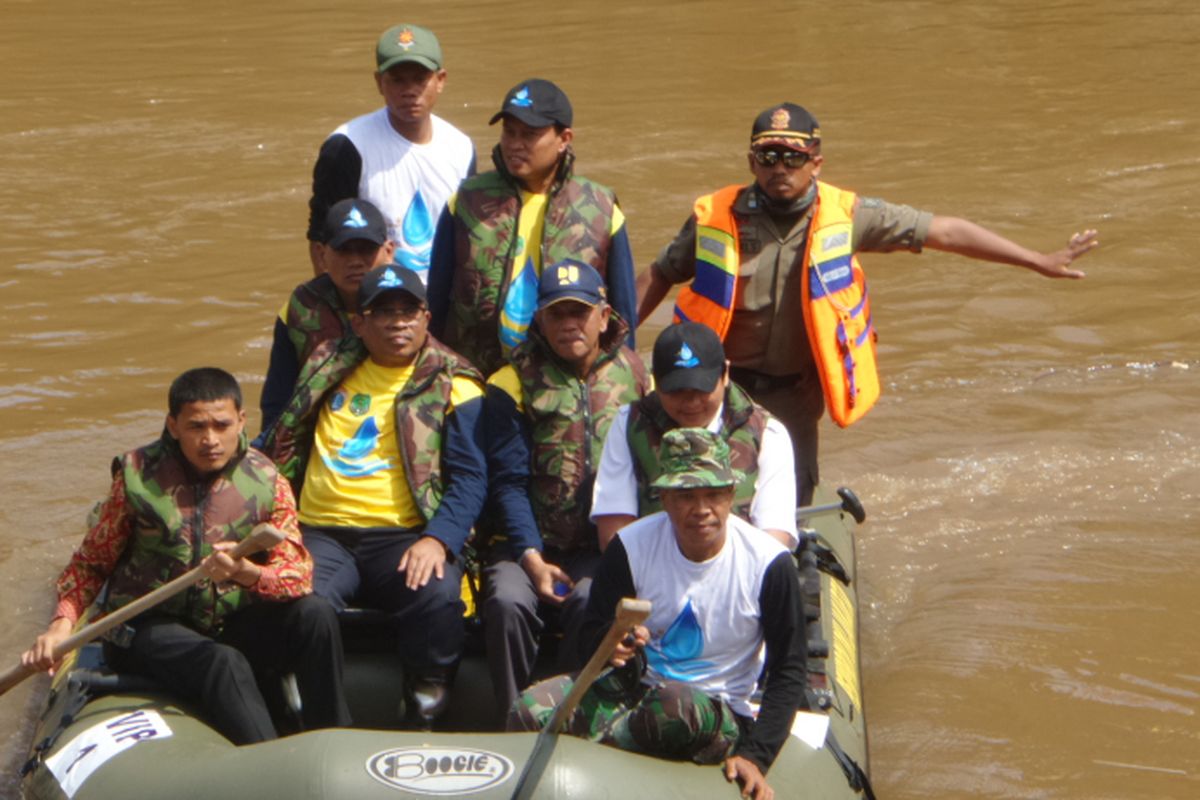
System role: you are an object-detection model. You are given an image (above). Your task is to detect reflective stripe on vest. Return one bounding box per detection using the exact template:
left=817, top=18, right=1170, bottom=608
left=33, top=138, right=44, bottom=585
left=802, top=183, right=879, bottom=426
left=672, top=185, right=743, bottom=339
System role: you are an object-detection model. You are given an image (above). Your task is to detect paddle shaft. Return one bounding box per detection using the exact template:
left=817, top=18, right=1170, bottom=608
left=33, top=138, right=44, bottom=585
left=0, top=524, right=287, bottom=697
left=511, top=597, right=652, bottom=800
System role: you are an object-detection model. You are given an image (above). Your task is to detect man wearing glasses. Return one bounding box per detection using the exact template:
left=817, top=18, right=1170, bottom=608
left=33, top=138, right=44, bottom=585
left=636, top=103, right=1099, bottom=505
left=263, top=264, right=487, bottom=724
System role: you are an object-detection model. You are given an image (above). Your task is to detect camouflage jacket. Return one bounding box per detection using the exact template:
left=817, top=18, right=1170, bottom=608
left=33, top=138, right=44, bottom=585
left=442, top=148, right=617, bottom=376
left=626, top=382, right=766, bottom=519
left=105, top=432, right=277, bottom=635
left=284, top=273, right=353, bottom=367
left=261, top=333, right=483, bottom=525
left=508, top=312, right=649, bottom=553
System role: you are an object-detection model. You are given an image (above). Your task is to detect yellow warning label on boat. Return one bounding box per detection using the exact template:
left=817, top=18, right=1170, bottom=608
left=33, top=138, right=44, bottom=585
left=829, top=578, right=861, bottom=711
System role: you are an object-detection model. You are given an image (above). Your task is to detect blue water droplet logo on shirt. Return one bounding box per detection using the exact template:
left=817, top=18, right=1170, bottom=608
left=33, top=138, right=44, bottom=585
left=646, top=598, right=714, bottom=681
left=395, top=191, right=435, bottom=279
left=499, top=256, right=538, bottom=350
left=322, top=417, right=390, bottom=477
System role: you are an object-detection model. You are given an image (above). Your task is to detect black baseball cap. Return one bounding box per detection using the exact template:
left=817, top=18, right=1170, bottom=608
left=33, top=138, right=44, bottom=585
left=751, top=103, right=821, bottom=151
left=652, top=322, right=726, bottom=393
left=489, top=78, right=573, bottom=128
left=357, top=264, right=426, bottom=312
left=323, top=198, right=389, bottom=250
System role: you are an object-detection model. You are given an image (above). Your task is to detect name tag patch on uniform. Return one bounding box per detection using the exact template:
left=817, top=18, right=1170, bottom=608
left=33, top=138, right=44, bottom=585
left=46, top=710, right=174, bottom=798
left=822, top=231, right=849, bottom=250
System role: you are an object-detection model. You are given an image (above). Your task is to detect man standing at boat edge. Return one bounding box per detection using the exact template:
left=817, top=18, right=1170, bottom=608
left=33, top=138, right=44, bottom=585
left=307, top=23, right=476, bottom=284
left=636, top=102, right=1099, bottom=506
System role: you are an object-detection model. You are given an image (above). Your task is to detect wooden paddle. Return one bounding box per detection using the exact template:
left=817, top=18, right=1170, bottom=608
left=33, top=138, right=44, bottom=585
left=511, top=596, right=652, bottom=800
left=0, top=523, right=287, bottom=697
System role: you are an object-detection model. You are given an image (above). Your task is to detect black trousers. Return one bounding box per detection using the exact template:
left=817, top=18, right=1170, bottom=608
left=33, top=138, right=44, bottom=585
left=105, top=594, right=351, bottom=745
left=302, top=525, right=466, bottom=673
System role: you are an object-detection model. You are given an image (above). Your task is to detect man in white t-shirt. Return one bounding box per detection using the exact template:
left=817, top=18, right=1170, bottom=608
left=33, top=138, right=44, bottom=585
left=307, top=23, right=476, bottom=283
left=510, top=428, right=805, bottom=800
left=591, top=321, right=798, bottom=550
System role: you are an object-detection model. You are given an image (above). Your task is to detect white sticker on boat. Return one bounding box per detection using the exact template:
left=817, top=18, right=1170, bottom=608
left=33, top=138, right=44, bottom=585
left=366, top=746, right=514, bottom=795
left=45, top=709, right=174, bottom=798
left=790, top=710, right=831, bottom=750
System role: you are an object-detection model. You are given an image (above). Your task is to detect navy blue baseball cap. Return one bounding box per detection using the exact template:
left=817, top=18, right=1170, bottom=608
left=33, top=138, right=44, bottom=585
left=357, top=264, right=426, bottom=312
left=652, top=322, right=726, bottom=393
left=536, top=259, right=606, bottom=311
left=323, top=198, right=389, bottom=250
left=489, top=78, right=573, bottom=128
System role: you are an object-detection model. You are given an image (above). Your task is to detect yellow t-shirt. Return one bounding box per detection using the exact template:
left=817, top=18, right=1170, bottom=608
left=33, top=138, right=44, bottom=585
left=298, top=359, right=483, bottom=530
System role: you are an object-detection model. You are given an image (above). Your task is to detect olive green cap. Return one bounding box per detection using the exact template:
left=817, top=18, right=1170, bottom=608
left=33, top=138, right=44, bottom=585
left=376, top=24, right=442, bottom=73
left=651, top=428, right=743, bottom=491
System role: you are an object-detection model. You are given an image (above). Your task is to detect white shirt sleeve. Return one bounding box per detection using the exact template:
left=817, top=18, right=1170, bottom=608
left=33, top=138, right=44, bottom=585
left=590, top=405, right=639, bottom=520
left=748, top=416, right=799, bottom=545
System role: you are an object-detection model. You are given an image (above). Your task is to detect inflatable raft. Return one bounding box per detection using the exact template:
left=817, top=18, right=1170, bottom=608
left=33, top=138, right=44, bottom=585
left=19, top=487, right=872, bottom=800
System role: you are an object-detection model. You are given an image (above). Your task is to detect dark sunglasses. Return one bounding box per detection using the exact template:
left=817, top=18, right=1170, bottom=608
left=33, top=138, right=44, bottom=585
left=751, top=149, right=812, bottom=169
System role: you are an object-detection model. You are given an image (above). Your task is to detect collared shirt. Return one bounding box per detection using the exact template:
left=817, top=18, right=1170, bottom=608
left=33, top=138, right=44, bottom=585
left=54, top=471, right=312, bottom=624
left=590, top=401, right=798, bottom=545
left=652, top=184, right=933, bottom=376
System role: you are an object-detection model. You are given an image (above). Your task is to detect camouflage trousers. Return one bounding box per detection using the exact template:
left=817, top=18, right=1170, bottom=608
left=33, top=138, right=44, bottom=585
left=507, top=671, right=742, bottom=765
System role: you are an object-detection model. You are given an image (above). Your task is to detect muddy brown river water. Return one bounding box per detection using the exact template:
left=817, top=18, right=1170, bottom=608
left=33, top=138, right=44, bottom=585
left=2, top=1, right=1198, bottom=797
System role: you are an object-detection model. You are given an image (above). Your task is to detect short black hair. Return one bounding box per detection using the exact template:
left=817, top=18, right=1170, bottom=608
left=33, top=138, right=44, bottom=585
left=168, top=367, right=243, bottom=417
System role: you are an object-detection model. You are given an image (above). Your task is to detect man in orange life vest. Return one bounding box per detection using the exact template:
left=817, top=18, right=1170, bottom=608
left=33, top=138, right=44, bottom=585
left=636, top=103, right=1099, bottom=505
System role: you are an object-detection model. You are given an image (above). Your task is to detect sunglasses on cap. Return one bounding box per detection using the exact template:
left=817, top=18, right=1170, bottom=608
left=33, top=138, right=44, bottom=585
left=751, top=148, right=813, bottom=169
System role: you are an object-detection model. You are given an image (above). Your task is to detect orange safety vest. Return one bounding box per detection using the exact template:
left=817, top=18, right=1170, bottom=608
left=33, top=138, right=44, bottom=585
left=673, top=182, right=880, bottom=427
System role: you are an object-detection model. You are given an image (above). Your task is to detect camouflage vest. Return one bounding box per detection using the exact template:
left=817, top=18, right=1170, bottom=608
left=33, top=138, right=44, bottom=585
left=510, top=313, right=649, bottom=553
left=284, top=273, right=353, bottom=366
left=626, top=382, right=766, bottom=519
left=104, top=434, right=277, bottom=635
left=444, top=148, right=618, bottom=376
left=261, top=334, right=482, bottom=523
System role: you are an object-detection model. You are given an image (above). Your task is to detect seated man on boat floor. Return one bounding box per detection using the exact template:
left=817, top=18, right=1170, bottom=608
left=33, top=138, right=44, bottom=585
left=262, top=264, right=487, bottom=724
left=21, top=367, right=351, bottom=745
left=260, top=197, right=395, bottom=436
left=482, top=259, right=649, bottom=726
left=591, top=320, right=798, bottom=551
left=510, top=429, right=805, bottom=800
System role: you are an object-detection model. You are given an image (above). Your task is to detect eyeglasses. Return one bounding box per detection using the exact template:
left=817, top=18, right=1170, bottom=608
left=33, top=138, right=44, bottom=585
left=363, top=304, right=425, bottom=323
left=751, top=149, right=812, bottom=169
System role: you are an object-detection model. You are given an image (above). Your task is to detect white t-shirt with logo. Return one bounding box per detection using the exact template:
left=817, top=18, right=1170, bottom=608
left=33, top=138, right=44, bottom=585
left=335, top=109, right=474, bottom=284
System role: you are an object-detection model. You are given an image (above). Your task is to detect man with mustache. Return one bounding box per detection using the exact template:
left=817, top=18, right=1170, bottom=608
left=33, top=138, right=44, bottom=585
left=427, top=78, right=637, bottom=377
left=262, top=264, right=487, bottom=723
left=636, top=103, right=1099, bottom=506
left=481, top=259, right=648, bottom=724
left=512, top=429, right=804, bottom=800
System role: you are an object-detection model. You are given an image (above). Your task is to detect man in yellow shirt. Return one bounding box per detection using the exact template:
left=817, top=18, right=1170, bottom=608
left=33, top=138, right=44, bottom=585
left=263, top=264, right=486, bottom=723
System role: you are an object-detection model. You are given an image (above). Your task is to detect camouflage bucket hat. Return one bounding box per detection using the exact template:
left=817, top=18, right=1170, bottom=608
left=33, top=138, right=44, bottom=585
left=650, top=428, right=743, bottom=491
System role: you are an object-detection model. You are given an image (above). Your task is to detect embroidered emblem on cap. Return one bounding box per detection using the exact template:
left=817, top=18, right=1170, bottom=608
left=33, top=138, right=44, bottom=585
left=379, top=267, right=402, bottom=288
left=675, top=343, right=700, bottom=369
left=556, top=264, right=579, bottom=285
left=770, top=108, right=790, bottom=130
left=510, top=87, right=533, bottom=108
left=396, top=28, right=415, bottom=50
left=344, top=207, right=368, bottom=229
